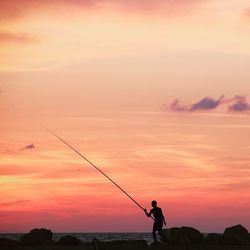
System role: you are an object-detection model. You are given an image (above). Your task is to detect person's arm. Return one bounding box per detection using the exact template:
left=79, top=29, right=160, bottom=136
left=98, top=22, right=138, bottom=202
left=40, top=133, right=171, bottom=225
left=144, top=208, right=152, bottom=218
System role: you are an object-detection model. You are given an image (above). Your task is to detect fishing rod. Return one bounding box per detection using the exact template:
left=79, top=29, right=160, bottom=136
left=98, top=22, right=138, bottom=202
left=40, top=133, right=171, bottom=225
left=42, top=126, right=154, bottom=220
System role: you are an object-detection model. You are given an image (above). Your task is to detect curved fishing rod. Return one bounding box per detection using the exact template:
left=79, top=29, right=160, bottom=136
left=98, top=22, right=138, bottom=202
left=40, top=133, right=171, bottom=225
left=42, top=126, right=154, bottom=220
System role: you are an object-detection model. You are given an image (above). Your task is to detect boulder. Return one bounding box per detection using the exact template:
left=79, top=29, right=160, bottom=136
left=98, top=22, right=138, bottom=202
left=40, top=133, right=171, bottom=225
left=204, top=233, right=222, bottom=245
left=20, top=228, right=53, bottom=245
left=92, top=238, right=104, bottom=249
left=160, top=228, right=171, bottom=242
left=95, top=240, right=148, bottom=250
left=161, top=227, right=204, bottom=245
left=222, top=224, right=250, bottom=245
left=0, top=237, right=19, bottom=247
left=57, top=235, right=81, bottom=246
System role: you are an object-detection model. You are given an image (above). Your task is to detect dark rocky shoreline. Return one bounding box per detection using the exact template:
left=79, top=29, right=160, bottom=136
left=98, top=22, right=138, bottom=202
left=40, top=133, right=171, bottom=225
left=1, top=224, right=250, bottom=250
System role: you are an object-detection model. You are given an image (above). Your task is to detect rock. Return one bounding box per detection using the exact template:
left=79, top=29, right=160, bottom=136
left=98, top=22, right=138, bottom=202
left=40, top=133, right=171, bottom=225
left=160, top=228, right=171, bottom=242
left=150, top=241, right=165, bottom=248
left=97, top=240, right=148, bottom=250
left=162, top=227, right=204, bottom=245
left=93, top=238, right=104, bottom=249
left=0, top=237, right=19, bottom=247
left=20, top=228, right=53, bottom=245
left=57, top=235, right=81, bottom=246
left=204, top=233, right=222, bottom=245
left=222, top=224, right=250, bottom=245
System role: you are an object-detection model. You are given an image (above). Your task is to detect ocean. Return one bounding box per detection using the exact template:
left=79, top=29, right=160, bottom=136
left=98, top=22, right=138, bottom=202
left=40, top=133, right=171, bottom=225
left=0, top=232, right=153, bottom=244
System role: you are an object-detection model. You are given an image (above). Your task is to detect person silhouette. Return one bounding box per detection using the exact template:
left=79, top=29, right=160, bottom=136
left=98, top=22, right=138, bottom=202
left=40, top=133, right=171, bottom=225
left=144, top=200, right=166, bottom=244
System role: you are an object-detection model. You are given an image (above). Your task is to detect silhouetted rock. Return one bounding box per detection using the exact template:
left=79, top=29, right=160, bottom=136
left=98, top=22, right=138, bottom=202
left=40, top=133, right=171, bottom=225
left=93, top=240, right=148, bottom=250
left=0, top=237, right=19, bottom=247
left=92, top=238, right=104, bottom=249
left=222, top=224, right=250, bottom=245
left=150, top=241, right=165, bottom=247
left=57, top=235, right=81, bottom=246
left=204, top=233, right=222, bottom=245
left=20, top=228, right=53, bottom=245
left=160, top=228, right=171, bottom=242
left=161, top=227, right=204, bottom=245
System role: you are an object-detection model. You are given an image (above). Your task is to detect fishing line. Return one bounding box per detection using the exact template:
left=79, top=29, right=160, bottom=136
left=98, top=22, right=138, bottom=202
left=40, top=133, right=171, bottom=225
left=42, top=125, right=154, bottom=220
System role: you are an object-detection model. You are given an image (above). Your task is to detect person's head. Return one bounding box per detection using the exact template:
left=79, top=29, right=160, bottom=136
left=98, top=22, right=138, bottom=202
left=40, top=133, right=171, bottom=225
left=151, top=200, right=157, bottom=208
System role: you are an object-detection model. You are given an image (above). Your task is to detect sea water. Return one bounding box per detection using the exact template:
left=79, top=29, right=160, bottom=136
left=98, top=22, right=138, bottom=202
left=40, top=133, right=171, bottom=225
left=0, top=232, right=153, bottom=243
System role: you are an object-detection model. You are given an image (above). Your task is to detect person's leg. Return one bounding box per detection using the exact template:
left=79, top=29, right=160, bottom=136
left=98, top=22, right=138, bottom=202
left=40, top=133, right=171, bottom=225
left=152, top=229, right=157, bottom=243
left=152, top=223, right=157, bottom=243
left=157, top=223, right=163, bottom=242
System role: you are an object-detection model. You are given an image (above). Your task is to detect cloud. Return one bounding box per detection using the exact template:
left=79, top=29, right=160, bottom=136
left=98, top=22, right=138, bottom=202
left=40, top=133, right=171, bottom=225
left=228, top=95, right=250, bottom=112
left=243, top=7, right=250, bottom=18
left=2, top=144, right=35, bottom=155
left=190, top=95, right=224, bottom=111
left=0, top=0, right=95, bottom=22
left=167, top=95, right=250, bottom=114
left=0, top=32, right=39, bottom=45
left=0, top=200, right=31, bottom=207
left=109, top=0, right=202, bottom=13
left=168, top=95, right=224, bottom=112
left=20, top=144, right=35, bottom=151
left=0, top=0, right=204, bottom=22
left=168, top=99, right=188, bottom=112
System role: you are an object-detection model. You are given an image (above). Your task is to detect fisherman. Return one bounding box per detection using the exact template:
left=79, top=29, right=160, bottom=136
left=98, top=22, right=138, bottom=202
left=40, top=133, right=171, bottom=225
left=144, top=200, right=166, bottom=244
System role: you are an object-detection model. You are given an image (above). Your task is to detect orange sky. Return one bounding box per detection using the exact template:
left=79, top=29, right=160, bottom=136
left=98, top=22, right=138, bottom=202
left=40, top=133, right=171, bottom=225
left=1, top=0, right=250, bottom=233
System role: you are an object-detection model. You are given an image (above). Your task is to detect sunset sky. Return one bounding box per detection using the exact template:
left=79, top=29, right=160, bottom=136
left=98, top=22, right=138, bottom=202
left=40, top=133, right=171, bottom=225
left=1, top=0, right=250, bottom=233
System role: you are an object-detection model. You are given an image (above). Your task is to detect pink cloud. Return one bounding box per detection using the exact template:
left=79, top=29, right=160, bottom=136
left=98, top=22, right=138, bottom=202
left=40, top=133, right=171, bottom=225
left=0, top=32, right=39, bottom=45
left=0, top=200, right=31, bottom=207
left=0, top=0, right=95, bottom=21
left=244, top=7, right=250, bottom=18
left=114, top=0, right=203, bottom=17
left=0, top=0, right=204, bottom=22
left=0, top=166, right=35, bottom=176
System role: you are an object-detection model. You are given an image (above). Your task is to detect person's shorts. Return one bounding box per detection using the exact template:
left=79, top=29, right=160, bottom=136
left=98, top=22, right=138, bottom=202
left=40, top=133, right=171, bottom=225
left=153, top=222, right=163, bottom=231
